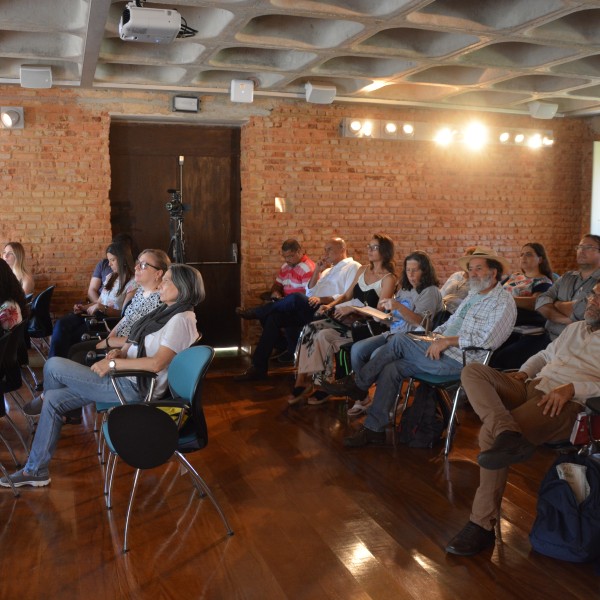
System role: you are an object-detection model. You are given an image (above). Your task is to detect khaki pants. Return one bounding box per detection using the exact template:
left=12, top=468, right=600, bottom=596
left=461, top=363, right=581, bottom=530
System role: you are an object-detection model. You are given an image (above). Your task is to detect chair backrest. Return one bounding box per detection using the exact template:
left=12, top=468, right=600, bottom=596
left=107, top=403, right=179, bottom=469
left=27, top=285, right=55, bottom=337
left=167, top=345, right=215, bottom=451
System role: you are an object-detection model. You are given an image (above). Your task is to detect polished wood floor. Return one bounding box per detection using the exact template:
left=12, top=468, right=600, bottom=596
left=1, top=354, right=599, bottom=599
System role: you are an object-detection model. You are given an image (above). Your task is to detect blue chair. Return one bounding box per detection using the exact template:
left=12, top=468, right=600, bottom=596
left=392, top=345, right=493, bottom=455
left=102, top=345, right=234, bottom=552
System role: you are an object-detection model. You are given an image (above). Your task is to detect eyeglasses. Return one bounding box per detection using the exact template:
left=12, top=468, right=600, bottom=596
left=575, top=245, right=600, bottom=252
left=366, top=244, right=380, bottom=251
left=135, top=260, right=160, bottom=271
left=587, top=292, right=600, bottom=304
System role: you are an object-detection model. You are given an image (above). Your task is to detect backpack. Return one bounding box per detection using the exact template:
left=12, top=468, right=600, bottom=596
left=529, top=453, right=600, bottom=563
left=397, top=382, right=450, bottom=448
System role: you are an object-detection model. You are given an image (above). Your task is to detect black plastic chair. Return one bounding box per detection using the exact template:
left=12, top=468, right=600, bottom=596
left=27, top=285, right=55, bottom=362
left=103, top=345, right=233, bottom=552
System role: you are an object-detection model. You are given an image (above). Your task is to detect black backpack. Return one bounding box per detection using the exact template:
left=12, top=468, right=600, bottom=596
left=529, top=453, right=600, bottom=563
left=397, top=382, right=450, bottom=448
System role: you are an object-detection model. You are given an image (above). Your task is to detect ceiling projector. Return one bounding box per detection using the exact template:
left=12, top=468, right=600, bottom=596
left=119, top=2, right=181, bottom=44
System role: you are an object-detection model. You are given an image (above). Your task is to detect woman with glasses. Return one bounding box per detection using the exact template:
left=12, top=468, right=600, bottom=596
left=1, top=264, right=204, bottom=488
left=2, top=241, right=35, bottom=296
left=289, top=234, right=396, bottom=406
left=48, top=241, right=136, bottom=360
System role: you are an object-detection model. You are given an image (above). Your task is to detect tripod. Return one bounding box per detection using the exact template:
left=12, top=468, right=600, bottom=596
left=166, top=189, right=185, bottom=264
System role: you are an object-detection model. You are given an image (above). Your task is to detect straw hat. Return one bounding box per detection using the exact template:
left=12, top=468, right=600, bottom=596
left=457, top=246, right=511, bottom=276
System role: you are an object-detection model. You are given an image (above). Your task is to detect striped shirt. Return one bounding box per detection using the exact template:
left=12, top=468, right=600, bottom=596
left=276, top=254, right=315, bottom=296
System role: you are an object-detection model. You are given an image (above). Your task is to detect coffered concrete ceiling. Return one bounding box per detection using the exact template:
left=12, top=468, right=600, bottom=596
left=4, top=0, right=600, bottom=116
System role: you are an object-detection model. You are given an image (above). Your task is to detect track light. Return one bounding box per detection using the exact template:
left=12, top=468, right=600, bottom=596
left=0, top=107, right=24, bottom=129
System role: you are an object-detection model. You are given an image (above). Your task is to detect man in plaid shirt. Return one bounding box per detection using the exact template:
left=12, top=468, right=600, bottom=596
left=337, top=247, right=517, bottom=447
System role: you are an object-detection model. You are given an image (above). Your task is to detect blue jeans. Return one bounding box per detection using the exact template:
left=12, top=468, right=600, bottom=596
left=251, top=293, right=316, bottom=373
left=354, top=333, right=462, bottom=432
left=25, top=357, right=138, bottom=475
left=350, top=334, right=388, bottom=373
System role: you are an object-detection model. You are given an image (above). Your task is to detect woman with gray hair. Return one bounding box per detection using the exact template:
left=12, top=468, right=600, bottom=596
left=0, top=264, right=204, bottom=488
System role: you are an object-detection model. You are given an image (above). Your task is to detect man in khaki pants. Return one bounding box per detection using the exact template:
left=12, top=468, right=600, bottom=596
left=446, top=282, right=600, bottom=556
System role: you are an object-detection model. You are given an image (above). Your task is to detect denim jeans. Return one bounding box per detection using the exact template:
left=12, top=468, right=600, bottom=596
left=350, top=333, right=388, bottom=373
left=25, top=357, right=138, bottom=475
left=251, top=293, right=316, bottom=373
left=355, top=333, right=462, bottom=432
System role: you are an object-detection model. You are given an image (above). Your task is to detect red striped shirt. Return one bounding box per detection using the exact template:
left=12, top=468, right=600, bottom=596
left=276, top=255, right=315, bottom=296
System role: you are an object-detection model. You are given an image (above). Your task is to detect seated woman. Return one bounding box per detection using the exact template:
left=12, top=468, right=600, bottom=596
left=23, top=250, right=171, bottom=418
left=69, top=249, right=170, bottom=361
left=3, top=242, right=34, bottom=296
left=48, top=241, right=136, bottom=359
left=289, top=234, right=396, bottom=406
left=340, top=251, right=443, bottom=416
left=0, top=259, right=27, bottom=330
left=490, top=242, right=555, bottom=370
left=0, top=263, right=204, bottom=488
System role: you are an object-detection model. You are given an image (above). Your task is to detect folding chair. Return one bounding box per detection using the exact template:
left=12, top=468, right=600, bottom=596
left=27, top=285, right=55, bottom=362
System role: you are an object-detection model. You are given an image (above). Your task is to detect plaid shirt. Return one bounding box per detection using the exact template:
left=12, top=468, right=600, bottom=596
left=435, top=283, right=517, bottom=364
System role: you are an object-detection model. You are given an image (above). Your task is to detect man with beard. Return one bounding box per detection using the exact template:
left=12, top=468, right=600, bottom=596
left=334, top=247, right=517, bottom=447
left=445, top=282, right=600, bottom=556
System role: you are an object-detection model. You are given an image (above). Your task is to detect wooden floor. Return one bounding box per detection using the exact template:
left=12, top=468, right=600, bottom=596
left=1, top=354, right=599, bottom=600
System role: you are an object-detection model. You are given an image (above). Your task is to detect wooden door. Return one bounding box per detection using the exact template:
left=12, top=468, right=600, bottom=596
left=109, top=122, right=241, bottom=347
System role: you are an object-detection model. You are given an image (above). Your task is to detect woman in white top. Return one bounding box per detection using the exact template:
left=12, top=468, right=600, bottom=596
left=1, top=264, right=204, bottom=488
left=3, top=241, right=34, bottom=295
left=290, top=234, right=397, bottom=405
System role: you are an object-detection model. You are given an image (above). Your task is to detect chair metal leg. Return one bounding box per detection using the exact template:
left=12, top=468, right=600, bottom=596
left=105, top=453, right=119, bottom=509
left=3, top=412, right=29, bottom=456
left=0, top=460, right=19, bottom=497
left=391, top=378, right=413, bottom=447
left=123, top=468, right=142, bottom=553
left=444, top=386, right=463, bottom=456
left=0, top=431, right=21, bottom=468
left=175, top=452, right=234, bottom=536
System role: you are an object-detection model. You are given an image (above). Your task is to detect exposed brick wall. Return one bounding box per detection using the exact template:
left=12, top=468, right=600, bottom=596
left=240, top=102, right=595, bottom=317
left=0, top=86, right=597, bottom=338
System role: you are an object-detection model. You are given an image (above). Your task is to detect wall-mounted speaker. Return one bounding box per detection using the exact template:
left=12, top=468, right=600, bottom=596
left=528, top=101, right=558, bottom=120
left=305, top=82, right=336, bottom=104
left=20, top=66, right=53, bottom=89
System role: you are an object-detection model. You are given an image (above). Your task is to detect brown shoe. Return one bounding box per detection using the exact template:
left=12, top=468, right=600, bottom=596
left=477, top=431, right=536, bottom=470
left=445, top=521, right=495, bottom=556
left=343, top=426, right=386, bottom=447
left=233, top=366, right=267, bottom=382
left=235, top=307, right=258, bottom=320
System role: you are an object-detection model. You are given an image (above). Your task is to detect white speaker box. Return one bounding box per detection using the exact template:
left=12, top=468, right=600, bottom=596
left=305, top=82, right=336, bottom=104
left=20, top=66, right=53, bottom=89
left=528, top=101, right=558, bottom=120
left=230, top=79, right=254, bottom=103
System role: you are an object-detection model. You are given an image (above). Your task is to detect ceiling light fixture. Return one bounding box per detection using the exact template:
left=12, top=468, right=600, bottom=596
left=0, top=107, right=24, bottom=129
left=340, top=118, right=553, bottom=149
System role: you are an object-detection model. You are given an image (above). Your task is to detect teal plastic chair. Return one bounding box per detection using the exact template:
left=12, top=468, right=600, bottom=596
left=102, top=345, right=234, bottom=552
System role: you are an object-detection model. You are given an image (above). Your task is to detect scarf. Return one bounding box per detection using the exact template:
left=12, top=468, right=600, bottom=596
left=126, top=301, right=192, bottom=398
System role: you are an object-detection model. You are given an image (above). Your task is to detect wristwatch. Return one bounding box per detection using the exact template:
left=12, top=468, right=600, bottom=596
left=109, top=359, right=117, bottom=372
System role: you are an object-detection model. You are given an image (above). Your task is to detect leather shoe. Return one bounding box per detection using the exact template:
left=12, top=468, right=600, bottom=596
left=477, top=430, right=536, bottom=470
left=343, top=426, right=386, bottom=447
left=235, top=306, right=258, bottom=320
left=445, top=521, right=495, bottom=556
left=321, top=374, right=367, bottom=401
left=233, top=366, right=267, bottom=382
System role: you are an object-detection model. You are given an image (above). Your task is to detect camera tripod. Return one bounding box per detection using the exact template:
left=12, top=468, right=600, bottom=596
left=167, top=209, right=185, bottom=264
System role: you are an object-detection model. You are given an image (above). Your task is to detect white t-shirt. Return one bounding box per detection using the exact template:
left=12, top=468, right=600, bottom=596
left=126, top=311, right=198, bottom=397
